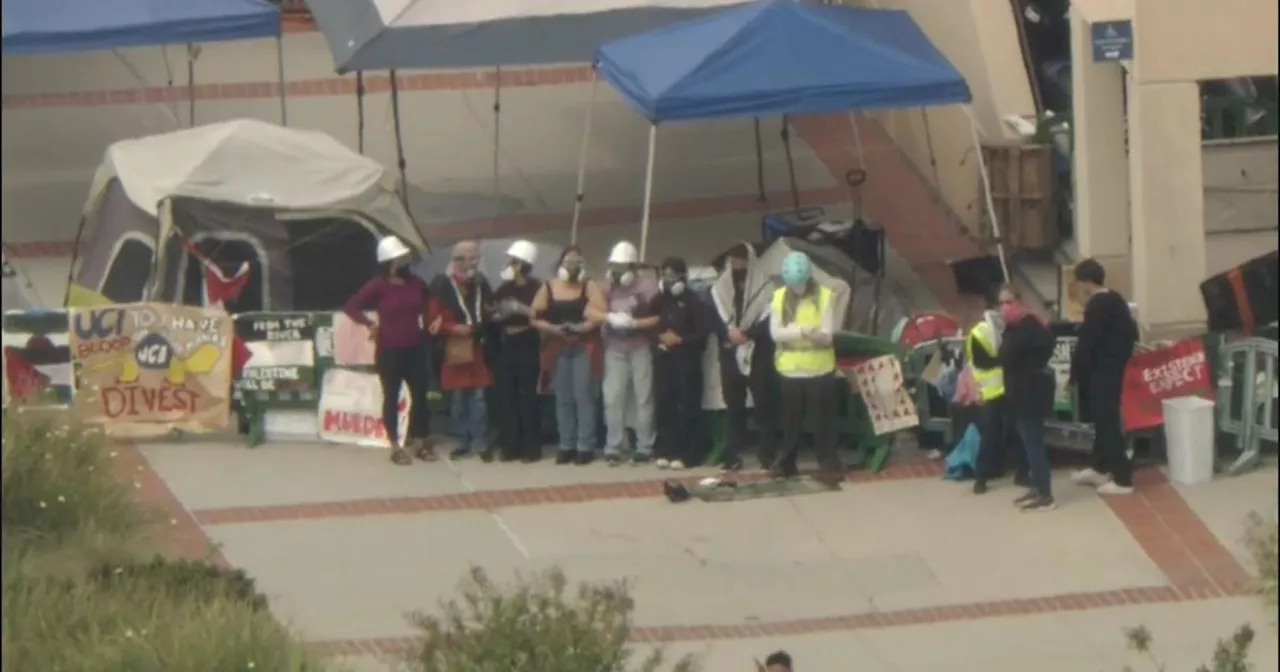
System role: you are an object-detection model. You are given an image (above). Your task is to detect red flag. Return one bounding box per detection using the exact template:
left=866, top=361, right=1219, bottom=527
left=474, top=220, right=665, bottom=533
left=181, top=237, right=250, bottom=309
left=3, top=347, right=48, bottom=401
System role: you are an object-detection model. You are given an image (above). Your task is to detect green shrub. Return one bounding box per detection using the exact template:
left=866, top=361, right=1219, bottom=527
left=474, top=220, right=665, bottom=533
left=1, top=409, right=140, bottom=550
left=406, top=567, right=700, bottom=672
left=89, top=556, right=271, bottom=613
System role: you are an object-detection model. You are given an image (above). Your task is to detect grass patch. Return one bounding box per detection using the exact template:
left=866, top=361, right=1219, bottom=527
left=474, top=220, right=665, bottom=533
left=0, top=408, right=328, bottom=672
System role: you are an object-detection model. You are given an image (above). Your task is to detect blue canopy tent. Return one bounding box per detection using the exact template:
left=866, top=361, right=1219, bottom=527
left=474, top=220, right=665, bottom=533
left=580, top=0, right=1007, bottom=279
left=2, top=0, right=288, bottom=126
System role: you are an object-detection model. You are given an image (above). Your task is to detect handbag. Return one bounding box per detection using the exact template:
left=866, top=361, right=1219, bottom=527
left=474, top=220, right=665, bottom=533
left=443, top=336, right=475, bottom=366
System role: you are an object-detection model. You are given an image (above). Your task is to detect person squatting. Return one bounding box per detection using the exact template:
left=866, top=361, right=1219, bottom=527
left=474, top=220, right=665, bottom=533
left=346, top=236, right=844, bottom=477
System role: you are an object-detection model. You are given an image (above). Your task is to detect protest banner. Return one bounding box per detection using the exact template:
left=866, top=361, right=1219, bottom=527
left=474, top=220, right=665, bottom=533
left=332, top=312, right=377, bottom=366
left=70, top=303, right=233, bottom=436
left=1121, top=338, right=1213, bottom=432
left=847, top=354, right=919, bottom=436
left=1050, top=336, right=1077, bottom=412
left=233, top=313, right=317, bottom=396
left=3, top=309, right=72, bottom=406
left=317, top=368, right=410, bottom=448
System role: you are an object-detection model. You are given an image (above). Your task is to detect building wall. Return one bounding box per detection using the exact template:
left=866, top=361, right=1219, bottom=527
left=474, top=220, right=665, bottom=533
left=1202, top=138, right=1280, bottom=276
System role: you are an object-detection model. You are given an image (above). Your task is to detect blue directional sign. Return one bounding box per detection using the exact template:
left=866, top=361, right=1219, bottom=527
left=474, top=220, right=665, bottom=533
left=1091, top=20, right=1134, bottom=62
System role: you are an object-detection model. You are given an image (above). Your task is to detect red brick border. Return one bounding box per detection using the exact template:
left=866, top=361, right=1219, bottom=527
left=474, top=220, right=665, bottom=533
left=191, top=459, right=945, bottom=526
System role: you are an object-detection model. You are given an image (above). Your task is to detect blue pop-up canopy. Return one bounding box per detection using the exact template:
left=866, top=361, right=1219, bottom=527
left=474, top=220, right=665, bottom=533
left=1, top=0, right=281, bottom=55
left=594, top=0, right=970, bottom=123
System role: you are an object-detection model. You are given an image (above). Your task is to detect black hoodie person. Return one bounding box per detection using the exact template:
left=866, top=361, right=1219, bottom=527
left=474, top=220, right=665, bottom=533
left=634, top=257, right=708, bottom=470
left=706, top=243, right=777, bottom=471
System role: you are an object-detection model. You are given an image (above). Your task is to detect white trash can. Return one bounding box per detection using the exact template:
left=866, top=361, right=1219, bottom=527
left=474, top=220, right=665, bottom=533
left=1162, top=396, right=1216, bottom=486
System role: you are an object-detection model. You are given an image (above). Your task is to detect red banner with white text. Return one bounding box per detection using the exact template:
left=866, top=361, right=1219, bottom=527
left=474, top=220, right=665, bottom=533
left=1121, top=338, right=1213, bottom=432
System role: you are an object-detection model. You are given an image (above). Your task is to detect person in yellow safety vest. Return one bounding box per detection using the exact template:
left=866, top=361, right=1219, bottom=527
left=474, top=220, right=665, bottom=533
left=767, top=251, right=843, bottom=486
left=966, top=287, right=1027, bottom=495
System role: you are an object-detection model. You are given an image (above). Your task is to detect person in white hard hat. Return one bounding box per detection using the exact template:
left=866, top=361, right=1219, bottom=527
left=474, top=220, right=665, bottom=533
left=342, top=235, right=433, bottom=465
left=584, top=240, right=659, bottom=466
left=427, top=240, right=496, bottom=461
left=491, top=240, right=544, bottom=462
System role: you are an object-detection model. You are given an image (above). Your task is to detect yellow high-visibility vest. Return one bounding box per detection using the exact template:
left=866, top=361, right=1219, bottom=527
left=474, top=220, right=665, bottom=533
left=964, top=321, right=1005, bottom=401
left=771, top=286, right=836, bottom=376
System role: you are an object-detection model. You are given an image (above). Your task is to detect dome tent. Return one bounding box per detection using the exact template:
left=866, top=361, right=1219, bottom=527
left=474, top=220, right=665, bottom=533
left=67, top=119, right=428, bottom=312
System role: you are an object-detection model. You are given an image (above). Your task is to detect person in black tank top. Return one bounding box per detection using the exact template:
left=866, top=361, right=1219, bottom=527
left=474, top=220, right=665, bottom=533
left=531, top=247, right=607, bottom=464
left=493, top=240, right=544, bottom=462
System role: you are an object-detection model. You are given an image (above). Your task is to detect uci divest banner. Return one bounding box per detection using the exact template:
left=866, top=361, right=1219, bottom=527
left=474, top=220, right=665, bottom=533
left=70, top=303, right=233, bottom=436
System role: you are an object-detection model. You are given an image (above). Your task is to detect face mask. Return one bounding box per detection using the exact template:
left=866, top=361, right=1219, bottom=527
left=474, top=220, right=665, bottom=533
left=558, top=264, right=584, bottom=282
left=663, top=278, right=686, bottom=296
left=393, top=264, right=411, bottom=278
left=499, top=266, right=516, bottom=282
left=998, top=302, right=1023, bottom=324
left=610, top=269, right=635, bottom=286
left=730, top=268, right=747, bottom=284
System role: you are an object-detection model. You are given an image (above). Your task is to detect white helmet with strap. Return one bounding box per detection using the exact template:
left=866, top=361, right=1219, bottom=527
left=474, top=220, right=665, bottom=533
left=376, top=236, right=411, bottom=263
left=506, top=240, right=537, bottom=266
left=607, top=241, right=639, bottom=265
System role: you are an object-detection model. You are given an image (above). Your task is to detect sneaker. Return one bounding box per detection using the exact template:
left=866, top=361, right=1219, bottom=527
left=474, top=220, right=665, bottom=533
left=972, top=481, right=989, bottom=495
left=1071, top=468, right=1109, bottom=487
left=555, top=451, right=575, bottom=465
left=1013, top=489, right=1039, bottom=506
left=448, top=447, right=472, bottom=460
left=631, top=453, right=651, bottom=466
left=669, top=460, right=686, bottom=471
left=655, top=458, right=671, bottom=469
left=720, top=458, right=744, bottom=473
left=1096, top=481, right=1135, bottom=495
left=1019, top=495, right=1057, bottom=512
left=605, top=454, right=624, bottom=467
left=575, top=452, right=595, bottom=466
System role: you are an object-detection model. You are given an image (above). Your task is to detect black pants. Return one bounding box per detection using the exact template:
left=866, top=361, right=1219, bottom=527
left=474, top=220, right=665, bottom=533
left=974, top=395, right=1026, bottom=484
left=375, top=344, right=430, bottom=446
left=1087, top=373, right=1132, bottom=486
left=654, top=347, right=704, bottom=465
left=496, top=330, right=542, bottom=460
left=720, top=358, right=776, bottom=466
left=773, top=375, right=841, bottom=475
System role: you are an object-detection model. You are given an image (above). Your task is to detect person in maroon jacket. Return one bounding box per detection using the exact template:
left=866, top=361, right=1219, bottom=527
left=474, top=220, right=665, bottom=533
left=343, top=236, right=433, bottom=466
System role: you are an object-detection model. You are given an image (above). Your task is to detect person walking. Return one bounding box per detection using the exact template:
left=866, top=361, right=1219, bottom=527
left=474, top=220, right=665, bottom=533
left=587, top=241, right=658, bottom=466
left=428, top=240, right=495, bottom=461
left=707, top=243, right=777, bottom=472
left=768, top=251, right=843, bottom=485
left=995, top=285, right=1059, bottom=511
left=492, top=240, right=543, bottom=462
left=531, top=246, right=606, bottom=465
left=633, top=257, right=708, bottom=470
left=1068, top=258, right=1140, bottom=495
left=968, top=287, right=1027, bottom=494
left=342, top=236, right=432, bottom=465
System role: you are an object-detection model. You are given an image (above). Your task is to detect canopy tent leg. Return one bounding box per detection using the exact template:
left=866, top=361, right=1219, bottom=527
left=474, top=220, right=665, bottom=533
left=850, top=113, right=866, bottom=172
left=186, top=45, right=196, bottom=127
left=276, top=35, right=288, bottom=126
left=492, top=66, right=503, bottom=225
left=753, top=117, right=766, bottom=202
left=965, top=106, right=1009, bottom=282
left=389, top=70, right=410, bottom=212
left=356, top=71, right=366, bottom=153
left=919, top=108, right=942, bottom=199
left=780, top=115, right=800, bottom=211
left=637, top=124, right=659, bottom=262
left=569, top=77, right=600, bottom=245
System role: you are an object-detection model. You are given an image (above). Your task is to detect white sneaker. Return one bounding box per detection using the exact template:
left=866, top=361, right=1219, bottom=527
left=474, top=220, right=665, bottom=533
left=1096, top=481, right=1135, bottom=495
left=655, top=458, right=670, bottom=469
left=1072, top=468, right=1109, bottom=487
left=669, top=460, right=686, bottom=471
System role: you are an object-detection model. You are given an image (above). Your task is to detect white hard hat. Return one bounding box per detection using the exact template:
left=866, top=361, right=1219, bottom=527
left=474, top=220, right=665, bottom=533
left=376, top=236, right=411, bottom=263
left=506, top=240, right=537, bottom=266
left=608, top=241, right=639, bottom=265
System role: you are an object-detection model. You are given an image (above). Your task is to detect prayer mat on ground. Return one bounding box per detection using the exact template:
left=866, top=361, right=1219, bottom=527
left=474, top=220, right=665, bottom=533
left=687, top=475, right=840, bottom=503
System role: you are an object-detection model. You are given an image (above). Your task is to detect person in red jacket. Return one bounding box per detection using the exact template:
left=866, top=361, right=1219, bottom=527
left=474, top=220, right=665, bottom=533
left=342, top=236, right=433, bottom=466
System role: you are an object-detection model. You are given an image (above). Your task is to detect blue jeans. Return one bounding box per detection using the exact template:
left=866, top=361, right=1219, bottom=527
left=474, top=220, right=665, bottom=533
left=450, top=387, right=488, bottom=453
left=602, top=346, right=655, bottom=457
left=552, top=344, right=596, bottom=454
left=1015, top=416, right=1052, bottom=498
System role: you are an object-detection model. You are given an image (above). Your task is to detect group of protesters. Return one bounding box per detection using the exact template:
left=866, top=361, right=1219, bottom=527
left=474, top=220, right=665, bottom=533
left=343, top=235, right=845, bottom=485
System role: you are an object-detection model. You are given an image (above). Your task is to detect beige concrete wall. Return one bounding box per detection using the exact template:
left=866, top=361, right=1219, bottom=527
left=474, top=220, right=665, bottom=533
left=849, top=0, right=1037, bottom=233
left=1132, top=0, right=1280, bottom=83
left=1202, top=137, right=1280, bottom=276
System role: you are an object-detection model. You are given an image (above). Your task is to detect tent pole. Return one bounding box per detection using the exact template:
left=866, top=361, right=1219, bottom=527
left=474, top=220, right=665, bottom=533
left=753, top=117, right=766, bottom=202
left=637, top=124, right=659, bottom=263
left=492, top=66, right=502, bottom=226
left=276, top=35, right=288, bottom=126
left=850, top=113, right=866, bottom=172
left=356, top=71, right=365, bottom=153
left=389, top=70, right=410, bottom=212
left=966, top=106, right=1009, bottom=282
left=186, top=44, right=196, bottom=128
left=569, top=76, right=599, bottom=244
left=780, top=115, right=800, bottom=212
left=919, top=107, right=942, bottom=199
left=61, top=218, right=90, bottom=306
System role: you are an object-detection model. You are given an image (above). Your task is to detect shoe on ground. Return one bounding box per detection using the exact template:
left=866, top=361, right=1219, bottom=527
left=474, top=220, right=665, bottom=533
left=631, top=453, right=651, bottom=466
left=720, top=458, right=744, bottom=473
left=575, top=452, right=595, bottom=466
left=1096, top=481, right=1135, bottom=495
left=1013, top=489, right=1039, bottom=506
left=605, top=454, right=624, bottom=467
left=479, top=450, right=494, bottom=463
left=1072, top=468, right=1110, bottom=487
left=972, top=481, right=989, bottom=495
left=669, top=460, right=686, bottom=471
left=655, top=458, right=671, bottom=469
left=555, top=451, right=575, bottom=465
left=449, top=447, right=472, bottom=460
left=1019, top=495, right=1057, bottom=512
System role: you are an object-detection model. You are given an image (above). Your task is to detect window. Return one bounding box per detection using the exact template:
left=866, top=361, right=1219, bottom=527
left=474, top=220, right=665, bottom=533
left=99, top=233, right=155, bottom=302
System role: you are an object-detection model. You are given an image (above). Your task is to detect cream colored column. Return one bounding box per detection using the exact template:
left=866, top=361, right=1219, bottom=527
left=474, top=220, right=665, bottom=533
left=1126, top=78, right=1207, bottom=340
left=1069, top=8, right=1132, bottom=296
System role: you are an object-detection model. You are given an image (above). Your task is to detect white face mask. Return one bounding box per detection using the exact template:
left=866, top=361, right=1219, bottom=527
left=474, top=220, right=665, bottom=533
left=610, top=268, right=635, bottom=286
left=558, top=263, right=585, bottom=282
left=500, top=266, right=516, bottom=282
left=663, top=279, right=686, bottom=296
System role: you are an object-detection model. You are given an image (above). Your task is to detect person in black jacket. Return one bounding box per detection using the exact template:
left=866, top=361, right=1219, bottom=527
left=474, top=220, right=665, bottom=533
left=1068, top=258, right=1139, bottom=495
left=971, top=286, right=1027, bottom=495
left=996, top=284, right=1059, bottom=511
left=706, top=243, right=777, bottom=472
